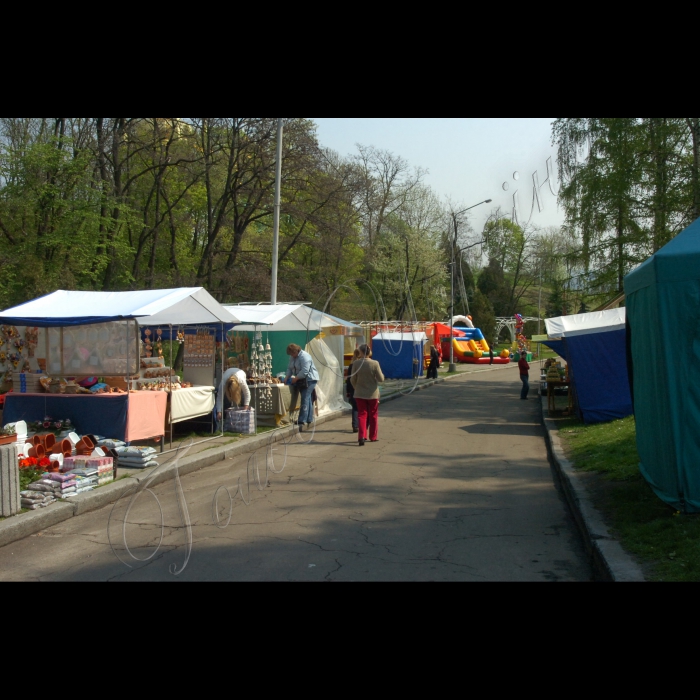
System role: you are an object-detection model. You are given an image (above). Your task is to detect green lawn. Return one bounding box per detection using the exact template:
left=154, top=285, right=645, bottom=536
left=558, top=416, right=700, bottom=581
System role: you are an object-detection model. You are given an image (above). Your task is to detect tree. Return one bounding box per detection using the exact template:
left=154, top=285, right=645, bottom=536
left=469, top=289, right=496, bottom=343
left=477, top=258, right=510, bottom=316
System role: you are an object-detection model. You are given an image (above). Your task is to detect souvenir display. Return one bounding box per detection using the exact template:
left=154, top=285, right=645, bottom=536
left=247, top=331, right=274, bottom=413
left=184, top=329, right=215, bottom=368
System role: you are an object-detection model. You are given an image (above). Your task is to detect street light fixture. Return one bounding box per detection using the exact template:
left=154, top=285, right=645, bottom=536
left=449, top=199, right=492, bottom=373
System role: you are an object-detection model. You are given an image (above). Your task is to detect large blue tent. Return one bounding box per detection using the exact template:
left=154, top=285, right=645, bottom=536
left=624, top=218, right=700, bottom=513
left=371, top=332, right=427, bottom=380
left=545, top=308, right=632, bottom=424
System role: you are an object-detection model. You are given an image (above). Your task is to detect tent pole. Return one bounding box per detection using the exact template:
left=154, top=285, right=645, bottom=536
left=168, top=324, right=172, bottom=452
left=126, top=321, right=130, bottom=446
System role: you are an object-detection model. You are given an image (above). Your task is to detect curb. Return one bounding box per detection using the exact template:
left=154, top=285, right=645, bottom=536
left=540, top=396, right=646, bottom=582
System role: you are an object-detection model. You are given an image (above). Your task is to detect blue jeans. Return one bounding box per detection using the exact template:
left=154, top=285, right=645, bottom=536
left=520, top=375, right=529, bottom=399
left=299, top=380, right=318, bottom=424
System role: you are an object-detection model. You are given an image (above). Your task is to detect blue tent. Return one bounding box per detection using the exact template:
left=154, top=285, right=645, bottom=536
left=624, top=218, right=700, bottom=512
left=545, top=309, right=632, bottom=424
left=372, top=332, right=427, bottom=380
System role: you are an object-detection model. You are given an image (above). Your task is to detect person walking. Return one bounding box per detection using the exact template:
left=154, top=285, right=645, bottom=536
left=489, top=347, right=494, bottom=365
left=285, top=343, right=319, bottom=431
left=351, top=344, right=385, bottom=446
left=216, top=359, right=251, bottom=429
left=427, top=343, right=440, bottom=379
left=346, top=348, right=361, bottom=433
left=518, top=352, right=530, bottom=400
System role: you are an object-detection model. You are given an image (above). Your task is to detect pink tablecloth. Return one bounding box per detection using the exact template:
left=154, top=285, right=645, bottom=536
left=126, top=391, right=168, bottom=441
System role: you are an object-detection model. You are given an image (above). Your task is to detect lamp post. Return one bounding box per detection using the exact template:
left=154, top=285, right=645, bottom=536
left=449, top=199, right=492, bottom=372
left=271, top=118, right=283, bottom=305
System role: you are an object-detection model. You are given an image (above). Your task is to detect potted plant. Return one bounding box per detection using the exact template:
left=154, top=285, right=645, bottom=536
left=0, top=424, right=17, bottom=445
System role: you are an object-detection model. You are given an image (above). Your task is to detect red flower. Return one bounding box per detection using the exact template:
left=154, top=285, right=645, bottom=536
left=38, top=457, right=51, bottom=468
left=43, top=421, right=51, bottom=429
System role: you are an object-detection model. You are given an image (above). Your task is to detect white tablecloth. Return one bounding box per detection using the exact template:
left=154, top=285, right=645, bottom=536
left=169, top=386, right=215, bottom=424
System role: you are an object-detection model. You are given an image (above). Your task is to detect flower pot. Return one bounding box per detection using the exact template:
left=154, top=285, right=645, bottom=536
left=0, top=434, right=17, bottom=446
left=43, top=433, right=56, bottom=451
left=28, top=444, right=46, bottom=459
left=52, top=438, right=71, bottom=455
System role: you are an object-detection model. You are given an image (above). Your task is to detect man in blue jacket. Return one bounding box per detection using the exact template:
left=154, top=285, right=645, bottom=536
left=285, top=344, right=320, bottom=429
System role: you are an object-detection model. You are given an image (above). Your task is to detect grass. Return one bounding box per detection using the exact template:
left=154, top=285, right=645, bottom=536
left=558, top=415, right=700, bottom=581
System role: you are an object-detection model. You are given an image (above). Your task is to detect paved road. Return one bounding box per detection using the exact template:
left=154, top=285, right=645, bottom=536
left=0, top=365, right=591, bottom=581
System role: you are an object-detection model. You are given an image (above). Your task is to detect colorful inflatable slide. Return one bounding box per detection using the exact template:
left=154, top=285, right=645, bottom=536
left=439, top=327, right=511, bottom=365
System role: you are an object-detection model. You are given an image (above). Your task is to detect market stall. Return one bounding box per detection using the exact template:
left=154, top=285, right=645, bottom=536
left=0, top=288, right=240, bottom=447
left=223, top=304, right=363, bottom=417
left=372, top=332, right=428, bottom=379
left=543, top=308, right=631, bottom=424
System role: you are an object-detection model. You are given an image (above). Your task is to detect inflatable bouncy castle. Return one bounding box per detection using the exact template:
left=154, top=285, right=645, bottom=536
left=440, top=328, right=510, bottom=364
left=431, top=320, right=510, bottom=365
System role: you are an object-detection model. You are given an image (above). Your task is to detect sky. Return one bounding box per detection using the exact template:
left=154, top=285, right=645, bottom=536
left=311, top=118, right=564, bottom=234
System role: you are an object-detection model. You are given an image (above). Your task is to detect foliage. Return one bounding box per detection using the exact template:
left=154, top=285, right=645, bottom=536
left=19, top=468, right=43, bottom=491
left=0, top=119, right=459, bottom=322
left=552, top=117, right=700, bottom=299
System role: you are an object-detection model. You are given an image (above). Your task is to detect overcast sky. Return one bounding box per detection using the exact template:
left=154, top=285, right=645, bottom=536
left=311, top=118, right=564, bottom=234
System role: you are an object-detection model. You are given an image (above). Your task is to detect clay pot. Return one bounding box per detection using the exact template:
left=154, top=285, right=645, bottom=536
left=47, top=461, right=60, bottom=473
left=28, top=444, right=46, bottom=459
left=43, top=433, right=56, bottom=451
left=51, top=438, right=71, bottom=456
left=76, top=435, right=94, bottom=456
left=32, top=434, right=44, bottom=447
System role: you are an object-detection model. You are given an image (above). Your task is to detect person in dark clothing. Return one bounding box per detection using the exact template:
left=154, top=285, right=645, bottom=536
left=427, top=344, right=440, bottom=379
left=489, top=347, right=494, bottom=365
left=346, top=348, right=361, bottom=432
left=518, top=354, right=530, bottom=399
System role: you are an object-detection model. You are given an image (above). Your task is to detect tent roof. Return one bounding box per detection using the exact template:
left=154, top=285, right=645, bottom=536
left=374, top=332, right=428, bottom=342
left=0, top=288, right=240, bottom=327
left=223, top=304, right=364, bottom=336
left=625, top=217, right=700, bottom=294
left=546, top=308, right=626, bottom=338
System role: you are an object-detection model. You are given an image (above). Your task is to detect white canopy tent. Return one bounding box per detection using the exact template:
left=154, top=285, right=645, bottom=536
left=545, top=308, right=626, bottom=339
left=223, top=303, right=362, bottom=336
left=223, top=304, right=363, bottom=416
left=0, top=289, right=241, bottom=452
left=0, top=288, right=240, bottom=327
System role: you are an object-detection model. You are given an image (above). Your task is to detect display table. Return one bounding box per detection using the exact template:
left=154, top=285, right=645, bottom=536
left=3, top=391, right=167, bottom=442
left=249, top=384, right=292, bottom=427
left=169, top=385, right=215, bottom=424
left=547, top=380, right=573, bottom=415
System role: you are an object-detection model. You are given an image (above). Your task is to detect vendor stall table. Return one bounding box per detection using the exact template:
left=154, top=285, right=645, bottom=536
left=3, top=391, right=167, bottom=443
left=169, top=386, right=215, bottom=424
left=546, top=379, right=573, bottom=415
left=249, top=384, right=292, bottom=427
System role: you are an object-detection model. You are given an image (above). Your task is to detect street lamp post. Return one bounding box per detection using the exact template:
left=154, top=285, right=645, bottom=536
left=271, top=118, right=283, bottom=305
left=449, top=199, right=492, bottom=373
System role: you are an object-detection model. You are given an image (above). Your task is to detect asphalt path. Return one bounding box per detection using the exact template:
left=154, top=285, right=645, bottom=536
left=0, top=365, right=591, bottom=581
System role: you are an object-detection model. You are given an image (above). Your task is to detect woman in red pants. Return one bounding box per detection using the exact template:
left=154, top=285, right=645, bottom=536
left=350, top=344, right=385, bottom=446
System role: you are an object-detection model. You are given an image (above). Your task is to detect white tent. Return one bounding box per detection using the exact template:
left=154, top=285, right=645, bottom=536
left=545, top=308, right=626, bottom=339
left=223, top=304, right=362, bottom=336
left=223, top=304, right=363, bottom=416
left=0, top=288, right=240, bottom=327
